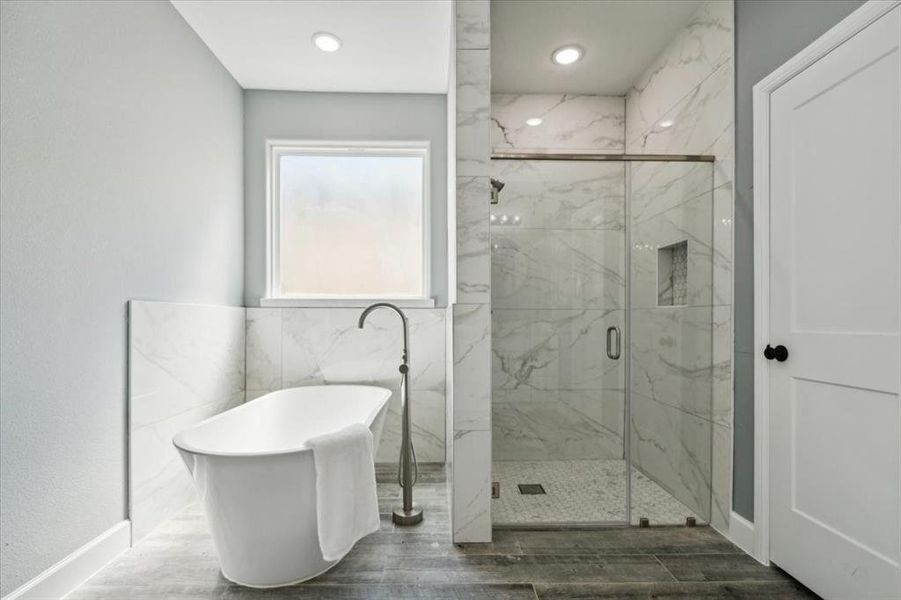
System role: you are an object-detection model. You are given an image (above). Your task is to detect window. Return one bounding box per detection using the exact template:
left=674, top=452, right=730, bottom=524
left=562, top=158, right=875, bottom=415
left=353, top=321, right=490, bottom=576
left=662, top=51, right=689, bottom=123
left=266, top=141, right=430, bottom=302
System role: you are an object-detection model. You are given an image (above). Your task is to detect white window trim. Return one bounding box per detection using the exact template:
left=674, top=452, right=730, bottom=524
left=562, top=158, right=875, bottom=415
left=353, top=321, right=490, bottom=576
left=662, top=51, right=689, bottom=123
left=264, top=139, right=433, bottom=307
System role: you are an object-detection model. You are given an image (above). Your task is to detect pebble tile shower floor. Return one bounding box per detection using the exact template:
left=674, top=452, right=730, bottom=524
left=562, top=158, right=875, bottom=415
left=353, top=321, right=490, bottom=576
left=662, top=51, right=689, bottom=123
left=69, top=465, right=816, bottom=599
left=492, top=460, right=703, bottom=526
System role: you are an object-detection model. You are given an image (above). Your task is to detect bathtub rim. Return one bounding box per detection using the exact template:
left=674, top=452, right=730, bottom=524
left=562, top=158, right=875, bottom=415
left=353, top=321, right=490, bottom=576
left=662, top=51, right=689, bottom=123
left=171, top=384, right=392, bottom=458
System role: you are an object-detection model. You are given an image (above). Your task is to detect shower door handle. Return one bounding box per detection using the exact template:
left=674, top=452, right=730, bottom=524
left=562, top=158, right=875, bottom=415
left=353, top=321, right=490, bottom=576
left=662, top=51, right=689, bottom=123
left=606, top=326, right=621, bottom=360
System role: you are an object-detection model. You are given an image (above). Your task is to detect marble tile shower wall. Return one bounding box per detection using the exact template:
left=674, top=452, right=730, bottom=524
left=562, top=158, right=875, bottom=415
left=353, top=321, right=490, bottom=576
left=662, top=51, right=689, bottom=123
left=491, top=94, right=625, bottom=153
left=624, top=0, right=734, bottom=532
left=244, top=307, right=447, bottom=464
left=489, top=94, right=627, bottom=463
left=452, top=0, right=493, bottom=543
left=129, top=301, right=245, bottom=542
left=490, top=160, right=628, bottom=462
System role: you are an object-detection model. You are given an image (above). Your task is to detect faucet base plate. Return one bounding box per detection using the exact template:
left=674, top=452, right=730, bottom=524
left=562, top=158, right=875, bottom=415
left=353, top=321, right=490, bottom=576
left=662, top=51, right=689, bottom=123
left=392, top=505, right=423, bottom=526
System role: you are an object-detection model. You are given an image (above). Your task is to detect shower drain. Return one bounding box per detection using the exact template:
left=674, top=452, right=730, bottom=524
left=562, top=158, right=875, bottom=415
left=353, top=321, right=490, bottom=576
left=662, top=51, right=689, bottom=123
left=517, top=483, right=546, bottom=495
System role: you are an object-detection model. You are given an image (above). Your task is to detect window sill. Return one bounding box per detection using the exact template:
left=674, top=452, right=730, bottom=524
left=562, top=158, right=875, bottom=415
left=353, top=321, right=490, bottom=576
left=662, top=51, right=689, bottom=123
left=259, top=297, right=437, bottom=309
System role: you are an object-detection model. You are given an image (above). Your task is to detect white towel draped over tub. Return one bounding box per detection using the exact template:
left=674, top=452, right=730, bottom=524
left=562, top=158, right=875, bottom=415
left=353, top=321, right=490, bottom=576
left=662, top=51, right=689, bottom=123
left=307, top=422, right=381, bottom=561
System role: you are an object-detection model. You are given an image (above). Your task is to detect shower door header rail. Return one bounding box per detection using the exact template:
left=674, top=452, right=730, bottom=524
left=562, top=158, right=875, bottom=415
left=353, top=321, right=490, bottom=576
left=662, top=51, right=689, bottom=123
left=491, top=151, right=715, bottom=162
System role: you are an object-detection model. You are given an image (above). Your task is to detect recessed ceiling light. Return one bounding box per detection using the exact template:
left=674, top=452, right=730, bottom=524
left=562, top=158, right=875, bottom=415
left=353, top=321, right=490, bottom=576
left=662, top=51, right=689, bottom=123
left=658, top=118, right=675, bottom=128
left=312, top=32, right=341, bottom=52
left=552, top=45, right=583, bottom=66
left=526, top=117, right=543, bottom=127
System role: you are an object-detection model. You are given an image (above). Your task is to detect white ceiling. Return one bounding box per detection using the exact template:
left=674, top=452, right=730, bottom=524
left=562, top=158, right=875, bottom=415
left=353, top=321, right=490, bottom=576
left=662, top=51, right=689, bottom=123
left=491, top=0, right=702, bottom=95
left=170, top=1, right=451, bottom=94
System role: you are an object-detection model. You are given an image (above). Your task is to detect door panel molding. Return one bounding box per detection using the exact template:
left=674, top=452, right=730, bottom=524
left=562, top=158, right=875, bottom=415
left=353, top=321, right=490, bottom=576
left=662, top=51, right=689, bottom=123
left=752, top=0, right=901, bottom=571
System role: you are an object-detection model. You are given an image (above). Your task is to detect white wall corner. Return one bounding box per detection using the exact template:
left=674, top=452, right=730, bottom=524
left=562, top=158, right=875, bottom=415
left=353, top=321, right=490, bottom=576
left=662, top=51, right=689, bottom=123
left=1, top=521, right=131, bottom=600
left=728, top=511, right=762, bottom=564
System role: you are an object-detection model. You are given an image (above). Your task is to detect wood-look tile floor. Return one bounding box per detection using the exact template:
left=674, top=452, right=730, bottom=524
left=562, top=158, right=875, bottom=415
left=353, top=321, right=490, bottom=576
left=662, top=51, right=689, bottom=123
left=70, top=465, right=817, bottom=599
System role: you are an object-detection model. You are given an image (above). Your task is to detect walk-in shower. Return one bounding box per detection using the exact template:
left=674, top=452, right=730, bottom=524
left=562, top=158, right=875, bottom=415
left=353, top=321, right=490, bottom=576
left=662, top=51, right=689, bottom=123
left=489, top=152, right=716, bottom=527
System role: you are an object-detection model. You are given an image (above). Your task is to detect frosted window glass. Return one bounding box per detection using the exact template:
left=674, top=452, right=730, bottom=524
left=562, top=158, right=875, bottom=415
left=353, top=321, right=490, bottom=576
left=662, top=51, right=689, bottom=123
left=278, top=154, right=424, bottom=297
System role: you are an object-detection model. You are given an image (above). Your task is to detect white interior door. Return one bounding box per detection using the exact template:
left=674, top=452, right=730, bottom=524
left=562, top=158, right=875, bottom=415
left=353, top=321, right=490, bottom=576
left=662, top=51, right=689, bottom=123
left=768, top=6, right=901, bottom=599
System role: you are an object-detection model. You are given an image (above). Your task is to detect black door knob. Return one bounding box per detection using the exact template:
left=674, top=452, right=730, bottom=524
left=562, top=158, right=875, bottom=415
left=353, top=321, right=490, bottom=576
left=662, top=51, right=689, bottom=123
left=764, top=344, right=789, bottom=362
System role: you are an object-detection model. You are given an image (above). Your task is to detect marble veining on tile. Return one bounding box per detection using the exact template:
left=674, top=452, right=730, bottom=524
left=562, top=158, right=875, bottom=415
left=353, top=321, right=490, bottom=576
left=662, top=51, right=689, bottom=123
left=457, top=49, right=491, bottom=177
left=621, top=0, right=733, bottom=537
left=629, top=160, right=712, bottom=224
left=492, top=391, right=624, bottom=461
left=712, top=164, right=734, bottom=308
left=378, top=389, right=446, bottom=464
left=492, top=308, right=622, bottom=394
left=491, top=94, right=625, bottom=152
left=280, top=308, right=445, bottom=391
left=452, top=303, right=491, bottom=431
left=630, top=306, right=714, bottom=421
left=490, top=160, right=625, bottom=231
left=631, top=392, right=712, bottom=521
left=631, top=192, right=720, bottom=313
left=129, top=301, right=245, bottom=542
left=245, top=307, right=447, bottom=463
left=629, top=62, right=734, bottom=159
left=625, top=0, right=733, bottom=145
left=245, top=308, right=281, bottom=391
left=489, top=91, right=629, bottom=465
left=452, top=0, right=492, bottom=545
left=457, top=176, right=491, bottom=304
left=492, top=229, right=626, bottom=310
left=453, top=429, right=492, bottom=542
left=455, top=0, right=490, bottom=50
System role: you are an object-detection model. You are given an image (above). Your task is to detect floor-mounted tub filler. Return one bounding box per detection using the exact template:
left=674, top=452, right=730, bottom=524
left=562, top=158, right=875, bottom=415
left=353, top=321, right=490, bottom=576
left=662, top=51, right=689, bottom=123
left=172, top=385, right=391, bottom=588
left=357, top=302, right=423, bottom=526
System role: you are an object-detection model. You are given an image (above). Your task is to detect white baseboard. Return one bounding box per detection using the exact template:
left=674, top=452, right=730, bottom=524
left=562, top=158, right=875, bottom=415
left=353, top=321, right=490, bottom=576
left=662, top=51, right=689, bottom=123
left=729, top=511, right=761, bottom=563
left=2, top=521, right=131, bottom=600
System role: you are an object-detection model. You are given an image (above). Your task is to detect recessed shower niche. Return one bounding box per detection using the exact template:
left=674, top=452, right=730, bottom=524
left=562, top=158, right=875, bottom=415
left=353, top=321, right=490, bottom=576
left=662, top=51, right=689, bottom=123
left=657, top=240, right=688, bottom=307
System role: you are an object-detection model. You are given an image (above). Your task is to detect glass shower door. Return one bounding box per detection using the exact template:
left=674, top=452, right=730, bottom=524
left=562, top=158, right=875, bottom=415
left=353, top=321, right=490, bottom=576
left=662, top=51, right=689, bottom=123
left=627, top=160, right=715, bottom=526
left=490, top=157, right=629, bottom=526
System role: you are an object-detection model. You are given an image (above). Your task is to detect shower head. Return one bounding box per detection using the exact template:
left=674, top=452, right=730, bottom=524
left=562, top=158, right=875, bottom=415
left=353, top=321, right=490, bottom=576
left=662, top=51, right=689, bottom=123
left=490, top=178, right=505, bottom=204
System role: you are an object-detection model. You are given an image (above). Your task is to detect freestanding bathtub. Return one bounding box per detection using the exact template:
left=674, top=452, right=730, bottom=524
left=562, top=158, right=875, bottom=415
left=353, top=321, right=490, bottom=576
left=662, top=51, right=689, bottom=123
left=172, top=385, right=391, bottom=588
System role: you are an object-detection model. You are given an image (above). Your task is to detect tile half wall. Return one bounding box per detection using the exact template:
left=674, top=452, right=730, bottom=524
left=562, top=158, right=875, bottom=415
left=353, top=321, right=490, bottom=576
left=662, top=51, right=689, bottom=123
left=128, top=301, right=246, bottom=542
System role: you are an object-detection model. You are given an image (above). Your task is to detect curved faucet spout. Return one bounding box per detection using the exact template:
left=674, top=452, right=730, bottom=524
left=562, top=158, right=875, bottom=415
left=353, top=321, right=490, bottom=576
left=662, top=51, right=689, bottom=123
left=357, top=302, right=409, bottom=363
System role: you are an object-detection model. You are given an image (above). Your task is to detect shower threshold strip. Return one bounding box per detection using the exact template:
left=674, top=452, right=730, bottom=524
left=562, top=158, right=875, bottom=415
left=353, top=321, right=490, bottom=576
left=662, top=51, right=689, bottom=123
left=491, top=151, right=715, bottom=162
left=493, top=521, right=631, bottom=530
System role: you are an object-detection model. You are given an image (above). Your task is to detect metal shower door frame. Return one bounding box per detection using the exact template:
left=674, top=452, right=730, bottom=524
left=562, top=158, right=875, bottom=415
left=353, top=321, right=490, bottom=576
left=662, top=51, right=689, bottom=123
left=489, top=152, right=715, bottom=529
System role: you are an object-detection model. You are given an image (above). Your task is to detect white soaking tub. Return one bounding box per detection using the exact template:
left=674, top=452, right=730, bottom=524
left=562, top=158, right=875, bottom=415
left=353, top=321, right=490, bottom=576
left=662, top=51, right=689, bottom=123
left=172, top=385, right=391, bottom=588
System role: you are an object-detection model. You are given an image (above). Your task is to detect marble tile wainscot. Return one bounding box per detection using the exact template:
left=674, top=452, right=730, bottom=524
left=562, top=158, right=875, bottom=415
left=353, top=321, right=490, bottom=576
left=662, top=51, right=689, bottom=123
left=128, top=300, right=246, bottom=542
left=244, top=307, right=448, bottom=464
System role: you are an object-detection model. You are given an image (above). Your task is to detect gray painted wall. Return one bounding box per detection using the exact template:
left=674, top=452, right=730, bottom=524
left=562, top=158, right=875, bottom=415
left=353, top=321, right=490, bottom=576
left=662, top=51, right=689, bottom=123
left=0, top=1, right=243, bottom=594
left=243, top=90, right=448, bottom=307
left=732, top=0, right=865, bottom=521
